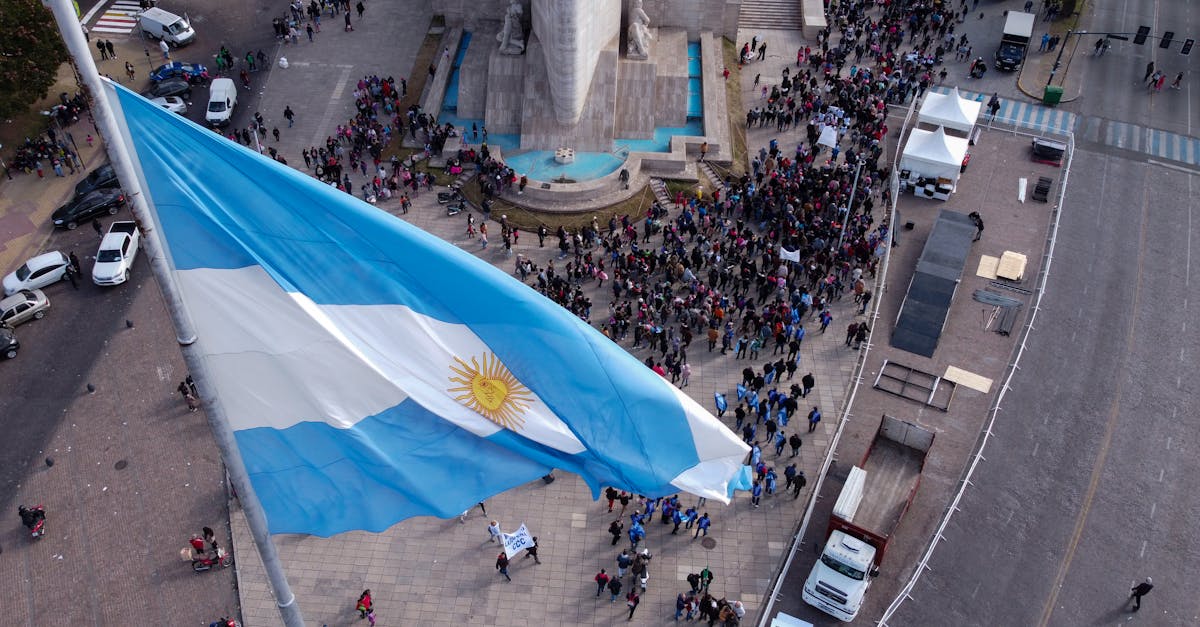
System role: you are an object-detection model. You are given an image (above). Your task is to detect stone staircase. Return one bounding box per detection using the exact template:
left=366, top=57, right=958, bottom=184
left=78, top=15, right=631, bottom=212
left=648, top=177, right=673, bottom=206
left=738, top=0, right=803, bottom=32
left=698, top=161, right=729, bottom=196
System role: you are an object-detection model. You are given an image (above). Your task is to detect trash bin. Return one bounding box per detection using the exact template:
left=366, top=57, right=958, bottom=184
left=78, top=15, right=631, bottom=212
left=1043, top=85, right=1063, bottom=106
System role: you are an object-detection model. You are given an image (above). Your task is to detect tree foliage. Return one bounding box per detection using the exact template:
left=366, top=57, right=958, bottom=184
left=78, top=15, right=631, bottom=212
left=0, top=0, right=70, bottom=119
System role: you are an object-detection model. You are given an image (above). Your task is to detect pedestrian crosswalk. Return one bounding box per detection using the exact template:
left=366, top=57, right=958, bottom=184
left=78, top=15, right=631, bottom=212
left=90, top=1, right=143, bottom=35
left=930, top=86, right=1200, bottom=167
left=929, top=86, right=1077, bottom=136
left=1103, top=121, right=1200, bottom=166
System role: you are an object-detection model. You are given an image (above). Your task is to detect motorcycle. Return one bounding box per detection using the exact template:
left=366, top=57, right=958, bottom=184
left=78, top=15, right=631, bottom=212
left=437, top=188, right=465, bottom=204
left=446, top=201, right=467, bottom=216
left=189, top=546, right=234, bottom=573
left=208, top=617, right=238, bottom=627
left=18, top=505, right=46, bottom=539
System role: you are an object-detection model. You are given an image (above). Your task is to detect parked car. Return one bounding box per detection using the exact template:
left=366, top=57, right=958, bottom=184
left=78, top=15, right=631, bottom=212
left=0, top=325, right=17, bottom=360
left=74, top=164, right=120, bottom=198
left=151, top=96, right=189, bottom=114
left=150, top=62, right=209, bottom=83
left=93, top=222, right=141, bottom=286
left=3, top=252, right=70, bottom=296
left=141, top=78, right=192, bottom=100
left=51, top=188, right=126, bottom=230
left=0, top=289, right=49, bottom=327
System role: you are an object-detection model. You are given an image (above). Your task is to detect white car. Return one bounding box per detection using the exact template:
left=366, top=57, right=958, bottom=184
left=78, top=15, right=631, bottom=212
left=151, top=96, right=188, bottom=114
left=3, top=251, right=71, bottom=296
left=0, top=289, right=49, bottom=327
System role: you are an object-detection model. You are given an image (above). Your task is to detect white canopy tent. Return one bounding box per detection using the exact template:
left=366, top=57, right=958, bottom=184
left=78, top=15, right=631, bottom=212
left=917, top=88, right=982, bottom=135
left=900, top=126, right=970, bottom=192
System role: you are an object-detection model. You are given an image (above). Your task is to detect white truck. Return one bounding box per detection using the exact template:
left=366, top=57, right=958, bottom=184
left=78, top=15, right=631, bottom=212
left=802, top=415, right=935, bottom=622
left=994, top=11, right=1035, bottom=71
left=92, top=221, right=141, bottom=286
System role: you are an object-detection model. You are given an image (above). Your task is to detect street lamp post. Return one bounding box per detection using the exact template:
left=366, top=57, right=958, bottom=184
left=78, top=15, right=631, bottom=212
left=1046, top=29, right=1078, bottom=88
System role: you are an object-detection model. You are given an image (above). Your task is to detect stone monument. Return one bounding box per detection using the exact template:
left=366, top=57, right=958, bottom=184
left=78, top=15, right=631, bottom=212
left=626, top=0, right=652, bottom=59
left=531, top=0, right=621, bottom=126
left=496, top=0, right=526, bottom=55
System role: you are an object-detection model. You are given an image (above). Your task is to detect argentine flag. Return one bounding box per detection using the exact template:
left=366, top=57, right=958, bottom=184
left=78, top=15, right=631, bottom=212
left=101, top=81, right=750, bottom=536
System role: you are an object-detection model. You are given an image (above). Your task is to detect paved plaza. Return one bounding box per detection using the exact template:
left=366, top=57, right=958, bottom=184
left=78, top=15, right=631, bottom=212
left=229, top=12, right=866, bottom=625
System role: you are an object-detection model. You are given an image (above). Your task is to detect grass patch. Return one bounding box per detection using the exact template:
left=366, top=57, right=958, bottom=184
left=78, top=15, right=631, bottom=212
left=0, top=63, right=80, bottom=167
left=722, top=37, right=748, bottom=177
left=459, top=182, right=658, bottom=233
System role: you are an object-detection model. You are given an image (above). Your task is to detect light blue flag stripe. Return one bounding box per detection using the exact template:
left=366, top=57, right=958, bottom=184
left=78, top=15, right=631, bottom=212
left=106, top=81, right=749, bottom=536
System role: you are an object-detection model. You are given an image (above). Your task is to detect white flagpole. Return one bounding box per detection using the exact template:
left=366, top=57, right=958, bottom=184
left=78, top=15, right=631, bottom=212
left=43, top=2, right=305, bottom=626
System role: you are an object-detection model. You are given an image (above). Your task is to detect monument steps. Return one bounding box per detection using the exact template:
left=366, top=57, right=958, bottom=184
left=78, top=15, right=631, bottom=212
left=738, top=0, right=803, bottom=31
left=698, top=161, right=728, bottom=195
left=648, top=177, right=673, bottom=206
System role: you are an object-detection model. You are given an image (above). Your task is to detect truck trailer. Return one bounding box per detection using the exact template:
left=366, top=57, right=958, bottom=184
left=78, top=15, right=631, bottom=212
left=802, top=415, right=935, bottom=621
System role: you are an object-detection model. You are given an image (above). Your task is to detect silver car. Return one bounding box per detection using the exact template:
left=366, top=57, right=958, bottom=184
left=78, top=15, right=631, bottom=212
left=0, top=289, right=49, bottom=327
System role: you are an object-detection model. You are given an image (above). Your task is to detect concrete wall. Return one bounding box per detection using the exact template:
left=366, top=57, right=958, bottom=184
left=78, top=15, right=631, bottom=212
left=484, top=49, right=526, bottom=134
left=654, top=28, right=688, bottom=128
left=441, top=0, right=740, bottom=46
left=624, top=0, right=739, bottom=40
left=456, top=28, right=496, bottom=119
left=615, top=58, right=657, bottom=138
left=420, top=27, right=463, bottom=119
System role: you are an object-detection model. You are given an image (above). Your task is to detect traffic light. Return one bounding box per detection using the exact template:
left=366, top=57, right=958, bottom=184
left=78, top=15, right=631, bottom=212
left=1160, top=31, right=1174, bottom=49
left=1183, top=39, right=1195, bottom=55
left=1134, top=26, right=1150, bottom=45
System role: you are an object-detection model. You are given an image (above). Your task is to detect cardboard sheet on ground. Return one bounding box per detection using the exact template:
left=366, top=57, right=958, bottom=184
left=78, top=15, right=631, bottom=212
left=996, top=251, right=1028, bottom=281
left=943, top=365, right=993, bottom=394
left=976, top=255, right=1000, bottom=279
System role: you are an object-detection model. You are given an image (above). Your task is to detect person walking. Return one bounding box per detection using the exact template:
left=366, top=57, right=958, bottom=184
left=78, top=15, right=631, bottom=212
left=487, top=520, right=502, bottom=543
left=125, top=61, right=135, bottom=81
left=801, top=372, right=815, bottom=398
left=693, top=513, right=710, bottom=538
left=807, top=406, right=822, bottom=433
left=607, top=576, right=623, bottom=602
left=751, top=481, right=763, bottom=508
left=792, top=470, right=808, bottom=498
left=789, top=433, right=802, bottom=457
left=160, top=39, right=171, bottom=61
left=625, top=590, right=641, bottom=620
left=594, top=569, right=611, bottom=596
left=355, top=589, right=373, bottom=620
left=523, top=536, right=541, bottom=564
left=1130, top=577, right=1153, bottom=611
left=609, top=518, right=624, bottom=546
left=495, top=552, right=511, bottom=582
left=284, top=105, right=295, bottom=127
left=97, top=39, right=108, bottom=60
left=617, top=548, right=632, bottom=578
left=105, top=40, right=117, bottom=59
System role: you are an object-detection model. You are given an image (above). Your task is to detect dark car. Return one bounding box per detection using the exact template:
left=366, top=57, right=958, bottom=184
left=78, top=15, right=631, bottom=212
left=142, top=78, right=192, bottom=99
left=51, top=189, right=126, bottom=230
left=73, top=164, right=120, bottom=198
left=0, top=324, right=17, bottom=360
left=150, top=62, right=209, bottom=83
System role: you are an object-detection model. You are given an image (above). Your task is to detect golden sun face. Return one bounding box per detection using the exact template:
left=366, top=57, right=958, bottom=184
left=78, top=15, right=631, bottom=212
left=448, top=353, right=533, bottom=430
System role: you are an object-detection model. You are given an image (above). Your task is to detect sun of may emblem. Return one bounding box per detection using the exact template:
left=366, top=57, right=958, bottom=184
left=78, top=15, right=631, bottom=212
left=448, top=353, right=533, bottom=430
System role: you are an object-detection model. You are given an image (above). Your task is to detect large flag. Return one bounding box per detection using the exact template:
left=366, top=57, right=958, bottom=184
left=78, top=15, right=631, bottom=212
left=101, top=81, right=750, bottom=536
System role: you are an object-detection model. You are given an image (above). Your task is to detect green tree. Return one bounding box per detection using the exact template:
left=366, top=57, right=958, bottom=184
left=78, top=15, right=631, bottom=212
left=0, top=0, right=69, bottom=119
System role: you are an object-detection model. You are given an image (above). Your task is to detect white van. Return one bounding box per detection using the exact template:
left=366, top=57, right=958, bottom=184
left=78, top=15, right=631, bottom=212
left=205, top=78, right=237, bottom=127
left=139, top=8, right=195, bottom=47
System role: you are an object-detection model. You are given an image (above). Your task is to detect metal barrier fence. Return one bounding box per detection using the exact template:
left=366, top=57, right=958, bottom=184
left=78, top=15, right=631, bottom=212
left=878, top=127, right=1075, bottom=624
left=754, top=94, right=917, bottom=627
